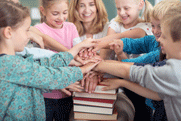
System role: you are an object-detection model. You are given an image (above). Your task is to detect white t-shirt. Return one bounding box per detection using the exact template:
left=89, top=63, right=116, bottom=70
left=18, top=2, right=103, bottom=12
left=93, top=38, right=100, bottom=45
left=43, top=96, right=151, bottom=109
left=109, top=18, right=153, bottom=35
left=73, top=22, right=110, bottom=46
left=109, top=18, right=153, bottom=59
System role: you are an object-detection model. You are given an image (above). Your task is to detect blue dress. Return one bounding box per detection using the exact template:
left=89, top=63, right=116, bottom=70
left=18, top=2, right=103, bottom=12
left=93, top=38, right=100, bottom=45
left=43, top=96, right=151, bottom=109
left=0, top=52, right=83, bottom=121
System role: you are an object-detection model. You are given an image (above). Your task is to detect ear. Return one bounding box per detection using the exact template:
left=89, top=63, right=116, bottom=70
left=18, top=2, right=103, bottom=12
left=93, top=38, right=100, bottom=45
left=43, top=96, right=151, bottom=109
left=138, top=0, right=145, bottom=10
left=3, top=26, right=13, bottom=39
left=40, top=6, right=46, bottom=16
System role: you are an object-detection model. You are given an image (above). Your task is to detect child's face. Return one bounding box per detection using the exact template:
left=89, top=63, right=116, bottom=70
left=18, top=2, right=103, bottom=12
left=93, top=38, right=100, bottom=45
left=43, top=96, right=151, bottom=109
left=115, top=0, right=143, bottom=28
left=158, top=24, right=181, bottom=59
left=78, top=0, right=97, bottom=24
left=12, top=0, right=19, bottom=3
left=151, top=17, right=161, bottom=42
left=44, top=1, right=68, bottom=29
left=12, top=17, right=31, bottom=52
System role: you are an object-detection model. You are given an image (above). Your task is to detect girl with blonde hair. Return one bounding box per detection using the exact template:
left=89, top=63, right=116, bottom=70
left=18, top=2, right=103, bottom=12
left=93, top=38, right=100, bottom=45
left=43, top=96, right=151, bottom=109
left=99, top=0, right=153, bottom=60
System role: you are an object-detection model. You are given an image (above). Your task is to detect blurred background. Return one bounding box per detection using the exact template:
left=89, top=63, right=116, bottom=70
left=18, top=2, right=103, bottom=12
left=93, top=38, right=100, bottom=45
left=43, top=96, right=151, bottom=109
left=19, top=0, right=162, bottom=26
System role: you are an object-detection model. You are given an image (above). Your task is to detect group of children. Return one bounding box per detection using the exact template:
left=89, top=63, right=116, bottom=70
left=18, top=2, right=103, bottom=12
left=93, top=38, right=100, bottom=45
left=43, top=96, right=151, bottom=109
left=0, top=0, right=181, bottom=121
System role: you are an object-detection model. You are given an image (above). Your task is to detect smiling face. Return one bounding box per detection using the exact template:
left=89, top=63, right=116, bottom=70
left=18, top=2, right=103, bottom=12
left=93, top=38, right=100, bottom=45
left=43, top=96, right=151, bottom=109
left=12, top=17, right=31, bottom=52
left=115, top=0, right=143, bottom=28
left=43, top=1, right=68, bottom=29
left=151, top=17, right=161, bottom=41
left=78, top=0, right=97, bottom=24
left=158, top=24, right=181, bottom=59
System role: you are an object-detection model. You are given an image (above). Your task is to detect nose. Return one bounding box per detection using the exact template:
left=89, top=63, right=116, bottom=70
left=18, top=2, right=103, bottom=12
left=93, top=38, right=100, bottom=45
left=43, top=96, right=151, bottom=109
left=157, top=36, right=161, bottom=42
left=120, top=9, right=125, bottom=15
left=58, top=14, right=64, bottom=21
left=85, top=6, right=91, bottom=13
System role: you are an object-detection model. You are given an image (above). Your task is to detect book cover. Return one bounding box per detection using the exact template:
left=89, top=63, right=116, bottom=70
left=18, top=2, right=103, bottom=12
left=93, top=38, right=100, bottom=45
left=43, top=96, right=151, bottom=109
left=74, top=108, right=117, bottom=120
left=73, top=91, right=117, bottom=100
left=73, top=97, right=115, bottom=108
left=74, top=104, right=114, bottom=115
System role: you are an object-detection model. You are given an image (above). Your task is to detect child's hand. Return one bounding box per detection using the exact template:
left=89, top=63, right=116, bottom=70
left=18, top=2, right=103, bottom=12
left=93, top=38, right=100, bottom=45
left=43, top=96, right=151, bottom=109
left=60, top=81, right=84, bottom=96
left=81, top=71, right=102, bottom=93
left=29, top=31, right=44, bottom=49
left=100, top=78, right=126, bottom=91
left=109, top=39, right=124, bottom=56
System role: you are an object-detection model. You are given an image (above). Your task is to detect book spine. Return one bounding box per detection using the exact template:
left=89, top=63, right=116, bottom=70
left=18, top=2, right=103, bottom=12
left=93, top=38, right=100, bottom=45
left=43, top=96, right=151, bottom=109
left=74, top=104, right=113, bottom=115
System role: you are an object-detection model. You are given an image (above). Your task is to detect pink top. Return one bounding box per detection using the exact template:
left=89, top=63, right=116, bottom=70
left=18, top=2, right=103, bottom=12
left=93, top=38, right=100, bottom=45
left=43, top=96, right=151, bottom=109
left=35, top=22, right=79, bottom=50
left=35, top=22, right=79, bottom=99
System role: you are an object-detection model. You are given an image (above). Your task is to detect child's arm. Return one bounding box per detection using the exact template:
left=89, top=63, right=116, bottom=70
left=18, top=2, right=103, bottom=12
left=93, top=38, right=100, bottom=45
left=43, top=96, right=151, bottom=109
left=94, top=60, right=133, bottom=80
left=30, top=26, right=69, bottom=52
left=0, top=55, right=100, bottom=90
left=100, top=78, right=162, bottom=101
left=68, top=38, right=97, bottom=58
left=29, top=31, right=44, bottom=49
left=99, top=27, right=147, bottom=59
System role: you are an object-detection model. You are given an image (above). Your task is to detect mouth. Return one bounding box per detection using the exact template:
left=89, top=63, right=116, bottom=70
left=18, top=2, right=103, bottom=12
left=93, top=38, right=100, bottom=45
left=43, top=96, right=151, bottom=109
left=121, top=16, right=129, bottom=21
left=154, top=34, right=161, bottom=39
left=55, top=21, right=63, bottom=25
left=83, top=13, right=92, bottom=17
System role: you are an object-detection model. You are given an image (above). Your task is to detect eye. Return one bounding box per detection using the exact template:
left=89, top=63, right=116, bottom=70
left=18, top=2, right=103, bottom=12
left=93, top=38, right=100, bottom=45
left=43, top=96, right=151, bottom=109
left=117, top=8, right=121, bottom=11
left=151, top=24, right=155, bottom=28
left=90, top=2, right=95, bottom=6
left=124, top=7, right=129, bottom=10
left=63, top=11, right=68, bottom=14
left=79, top=4, right=85, bottom=7
left=52, top=13, right=58, bottom=16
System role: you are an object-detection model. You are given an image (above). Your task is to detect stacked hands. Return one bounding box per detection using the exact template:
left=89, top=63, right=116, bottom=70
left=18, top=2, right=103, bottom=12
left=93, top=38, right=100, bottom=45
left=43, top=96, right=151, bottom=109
left=61, top=38, right=126, bottom=96
left=31, top=35, right=126, bottom=95
left=61, top=38, right=103, bottom=96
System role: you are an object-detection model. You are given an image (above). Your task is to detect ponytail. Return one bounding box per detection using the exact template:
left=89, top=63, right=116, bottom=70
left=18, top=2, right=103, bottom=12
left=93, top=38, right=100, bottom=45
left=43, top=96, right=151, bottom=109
left=140, top=0, right=153, bottom=22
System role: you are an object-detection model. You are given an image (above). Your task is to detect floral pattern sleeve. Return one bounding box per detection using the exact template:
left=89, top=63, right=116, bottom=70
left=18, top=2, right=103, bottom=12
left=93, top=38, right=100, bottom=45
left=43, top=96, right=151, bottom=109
left=0, top=54, right=83, bottom=90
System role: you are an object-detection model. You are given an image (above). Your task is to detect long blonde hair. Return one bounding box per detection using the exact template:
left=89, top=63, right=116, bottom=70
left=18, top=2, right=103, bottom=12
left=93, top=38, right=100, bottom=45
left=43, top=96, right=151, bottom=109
left=151, top=0, right=180, bottom=20
left=40, top=0, right=68, bottom=23
left=68, top=0, right=108, bottom=36
left=115, top=0, right=153, bottom=23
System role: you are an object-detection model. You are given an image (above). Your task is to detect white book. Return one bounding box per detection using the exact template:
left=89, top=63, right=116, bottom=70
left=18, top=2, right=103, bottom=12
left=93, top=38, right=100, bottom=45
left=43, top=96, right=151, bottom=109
left=74, top=104, right=114, bottom=115
left=73, top=97, right=115, bottom=108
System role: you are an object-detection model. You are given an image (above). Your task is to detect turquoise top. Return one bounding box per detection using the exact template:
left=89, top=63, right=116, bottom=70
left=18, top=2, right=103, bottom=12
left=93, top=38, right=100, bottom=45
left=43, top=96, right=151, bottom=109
left=122, top=35, right=160, bottom=63
left=0, top=52, right=83, bottom=121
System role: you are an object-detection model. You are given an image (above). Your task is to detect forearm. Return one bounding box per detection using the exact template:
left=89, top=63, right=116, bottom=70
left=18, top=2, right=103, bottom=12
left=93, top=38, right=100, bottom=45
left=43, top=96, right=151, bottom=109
left=95, top=60, right=132, bottom=79
left=42, top=34, right=69, bottom=52
left=122, top=80, right=162, bottom=101
left=30, top=26, right=68, bottom=52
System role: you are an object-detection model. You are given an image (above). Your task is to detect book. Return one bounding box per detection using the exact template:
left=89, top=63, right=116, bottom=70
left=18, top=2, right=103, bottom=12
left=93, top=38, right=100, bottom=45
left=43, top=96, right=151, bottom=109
left=74, top=108, right=118, bottom=120
left=74, top=104, right=114, bottom=115
left=73, top=91, right=117, bottom=100
left=73, top=97, right=115, bottom=108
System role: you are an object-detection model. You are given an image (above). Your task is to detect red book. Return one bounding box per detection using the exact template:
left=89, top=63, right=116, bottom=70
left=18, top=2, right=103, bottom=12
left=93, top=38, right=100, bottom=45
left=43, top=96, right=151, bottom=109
left=73, top=97, right=115, bottom=108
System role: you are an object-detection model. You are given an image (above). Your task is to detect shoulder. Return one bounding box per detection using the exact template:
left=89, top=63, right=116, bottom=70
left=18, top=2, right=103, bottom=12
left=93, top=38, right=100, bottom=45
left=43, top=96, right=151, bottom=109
left=63, top=22, right=76, bottom=28
left=135, top=22, right=153, bottom=35
left=109, top=18, right=122, bottom=33
left=34, top=23, right=46, bottom=28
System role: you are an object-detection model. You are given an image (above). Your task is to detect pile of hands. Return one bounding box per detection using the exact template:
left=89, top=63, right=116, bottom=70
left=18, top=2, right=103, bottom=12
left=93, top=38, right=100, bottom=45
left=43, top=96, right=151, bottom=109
left=62, top=38, right=125, bottom=96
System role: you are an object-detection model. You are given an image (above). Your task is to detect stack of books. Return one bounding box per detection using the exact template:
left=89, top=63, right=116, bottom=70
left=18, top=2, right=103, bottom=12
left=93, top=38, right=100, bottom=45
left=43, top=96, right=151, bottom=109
left=73, top=85, right=118, bottom=120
